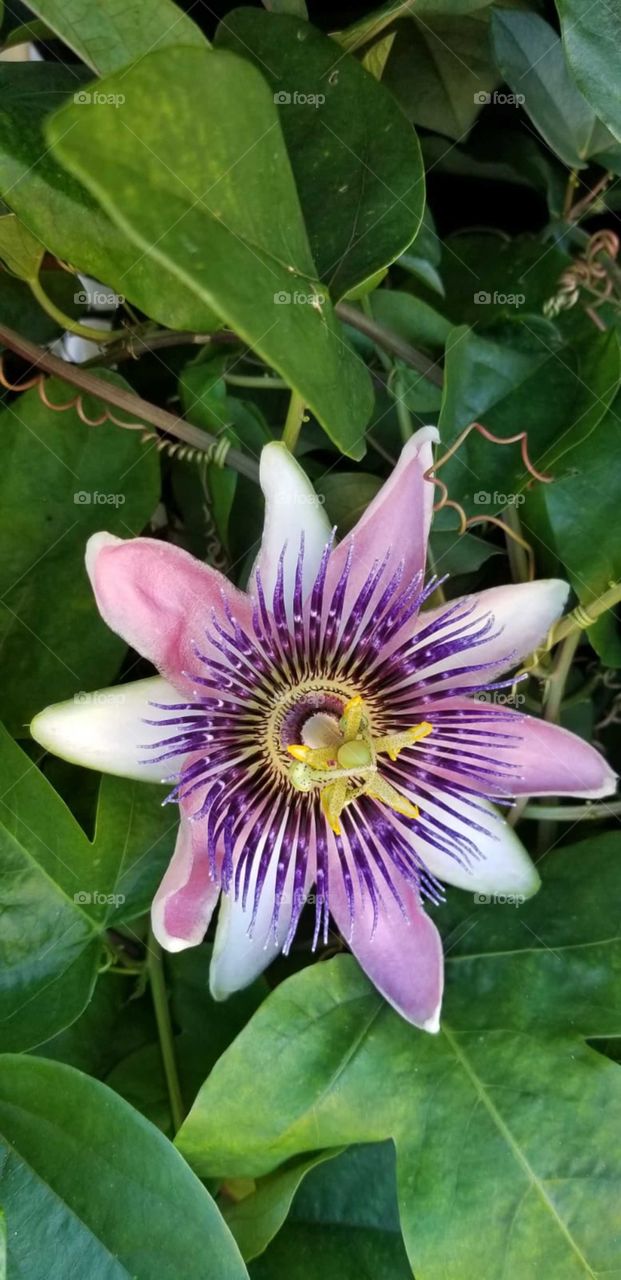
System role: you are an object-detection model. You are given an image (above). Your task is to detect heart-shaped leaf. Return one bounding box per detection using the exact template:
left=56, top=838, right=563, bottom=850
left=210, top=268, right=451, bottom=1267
left=177, top=835, right=621, bottom=1279
left=46, top=48, right=373, bottom=458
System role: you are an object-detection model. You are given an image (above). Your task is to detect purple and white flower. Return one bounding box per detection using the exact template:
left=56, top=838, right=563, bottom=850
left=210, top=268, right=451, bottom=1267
left=31, top=427, right=616, bottom=1031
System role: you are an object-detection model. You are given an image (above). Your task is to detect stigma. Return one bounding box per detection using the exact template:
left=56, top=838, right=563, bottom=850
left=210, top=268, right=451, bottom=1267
left=287, top=695, right=432, bottom=835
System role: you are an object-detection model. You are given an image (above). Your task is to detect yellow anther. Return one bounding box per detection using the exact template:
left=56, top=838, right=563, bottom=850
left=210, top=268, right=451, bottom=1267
left=374, top=721, right=433, bottom=762
left=287, top=697, right=428, bottom=830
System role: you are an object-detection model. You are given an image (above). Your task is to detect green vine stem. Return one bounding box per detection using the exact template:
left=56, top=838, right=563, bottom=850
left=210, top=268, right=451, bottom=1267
left=0, top=322, right=260, bottom=483
left=522, top=799, right=621, bottom=821
left=336, top=300, right=443, bottom=385
left=225, top=373, right=287, bottom=389
left=29, top=275, right=127, bottom=343
left=538, top=630, right=582, bottom=851
left=147, top=926, right=185, bottom=1134
left=282, top=388, right=306, bottom=452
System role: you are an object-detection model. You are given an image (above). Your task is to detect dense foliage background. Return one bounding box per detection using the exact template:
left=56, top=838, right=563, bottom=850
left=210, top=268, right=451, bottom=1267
left=0, top=0, right=620, bottom=1276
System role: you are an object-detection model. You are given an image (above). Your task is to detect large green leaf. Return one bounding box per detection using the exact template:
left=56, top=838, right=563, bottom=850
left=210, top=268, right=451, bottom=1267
left=0, top=64, right=220, bottom=331
left=216, top=10, right=424, bottom=298
left=0, top=376, right=159, bottom=731
left=0, top=725, right=174, bottom=1051
left=556, top=0, right=621, bottom=145
left=24, top=0, right=206, bottom=73
left=47, top=47, right=373, bottom=458
left=177, top=835, right=621, bottom=1278
left=0, top=1055, right=248, bottom=1279
left=491, top=10, right=621, bottom=171
left=385, top=13, right=498, bottom=140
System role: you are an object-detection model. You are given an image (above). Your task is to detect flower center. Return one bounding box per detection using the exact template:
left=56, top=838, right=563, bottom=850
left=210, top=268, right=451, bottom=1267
left=265, top=677, right=358, bottom=774
left=286, top=695, right=432, bottom=836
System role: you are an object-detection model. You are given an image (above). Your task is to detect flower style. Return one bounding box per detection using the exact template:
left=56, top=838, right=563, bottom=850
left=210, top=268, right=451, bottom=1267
left=31, top=427, right=616, bottom=1032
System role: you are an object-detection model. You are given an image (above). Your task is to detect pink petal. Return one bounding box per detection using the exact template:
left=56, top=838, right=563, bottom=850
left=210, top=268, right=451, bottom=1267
left=417, top=579, right=569, bottom=686
left=86, top=533, right=253, bottom=691
left=329, top=866, right=444, bottom=1032
left=430, top=696, right=617, bottom=799
left=325, top=425, right=438, bottom=601
left=151, top=811, right=220, bottom=953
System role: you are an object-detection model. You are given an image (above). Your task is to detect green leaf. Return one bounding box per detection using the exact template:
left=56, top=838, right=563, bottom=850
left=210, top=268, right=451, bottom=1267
left=543, top=394, right=621, bottom=665
left=251, top=1144, right=411, bottom=1278
left=31, top=972, right=157, bottom=1077
left=427, top=231, right=570, bottom=327
left=361, top=31, right=396, bottom=81
left=0, top=725, right=174, bottom=1051
left=491, top=10, right=621, bottom=170
left=25, top=0, right=207, bottom=74
left=226, top=1150, right=340, bottom=1261
left=0, top=211, right=43, bottom=279
left=216, top=11, right=424, bottom=300
left=0, top=64, right=221, bottom=331
left=0, top=376, right=159, bottom=731
left=437, top=319, right=621, bottom=511
left=47, top=48, right=373, bottom=458
left=264, top=0, right=308, bottom=15
left=177, top=835, right=621, bottom=1278
left=556, top=0, right=621, bottom=145
left=0, top=1055, right=248, bottom=1279
left=385, top=13, right=498, bottom=140
left=370, top=289, right=452, bottom=348
left=315, top=472, right=382, bottom=535
left=336, top=0, right=494, bottom=54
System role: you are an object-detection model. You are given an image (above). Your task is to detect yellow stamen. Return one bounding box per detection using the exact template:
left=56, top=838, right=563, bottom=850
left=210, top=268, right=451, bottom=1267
left=287, top=697, right=431, bottom=831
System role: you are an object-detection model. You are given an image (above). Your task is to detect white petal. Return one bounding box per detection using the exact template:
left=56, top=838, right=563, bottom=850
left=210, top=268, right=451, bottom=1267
left=30, top=676, right=182, bottom=782
left=209, top=820, right=300, bottom=1000
left=399, top=792, right=540, bottom=899
left=418, top=579, right=570, bottom=686
left=251, top=441, right=331, bottom=614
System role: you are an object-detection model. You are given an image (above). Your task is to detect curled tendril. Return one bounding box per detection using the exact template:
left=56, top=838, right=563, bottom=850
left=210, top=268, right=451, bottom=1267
left=544, top=230, right=621, bottom=329
left=423, top=420, right=553, bottom=582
